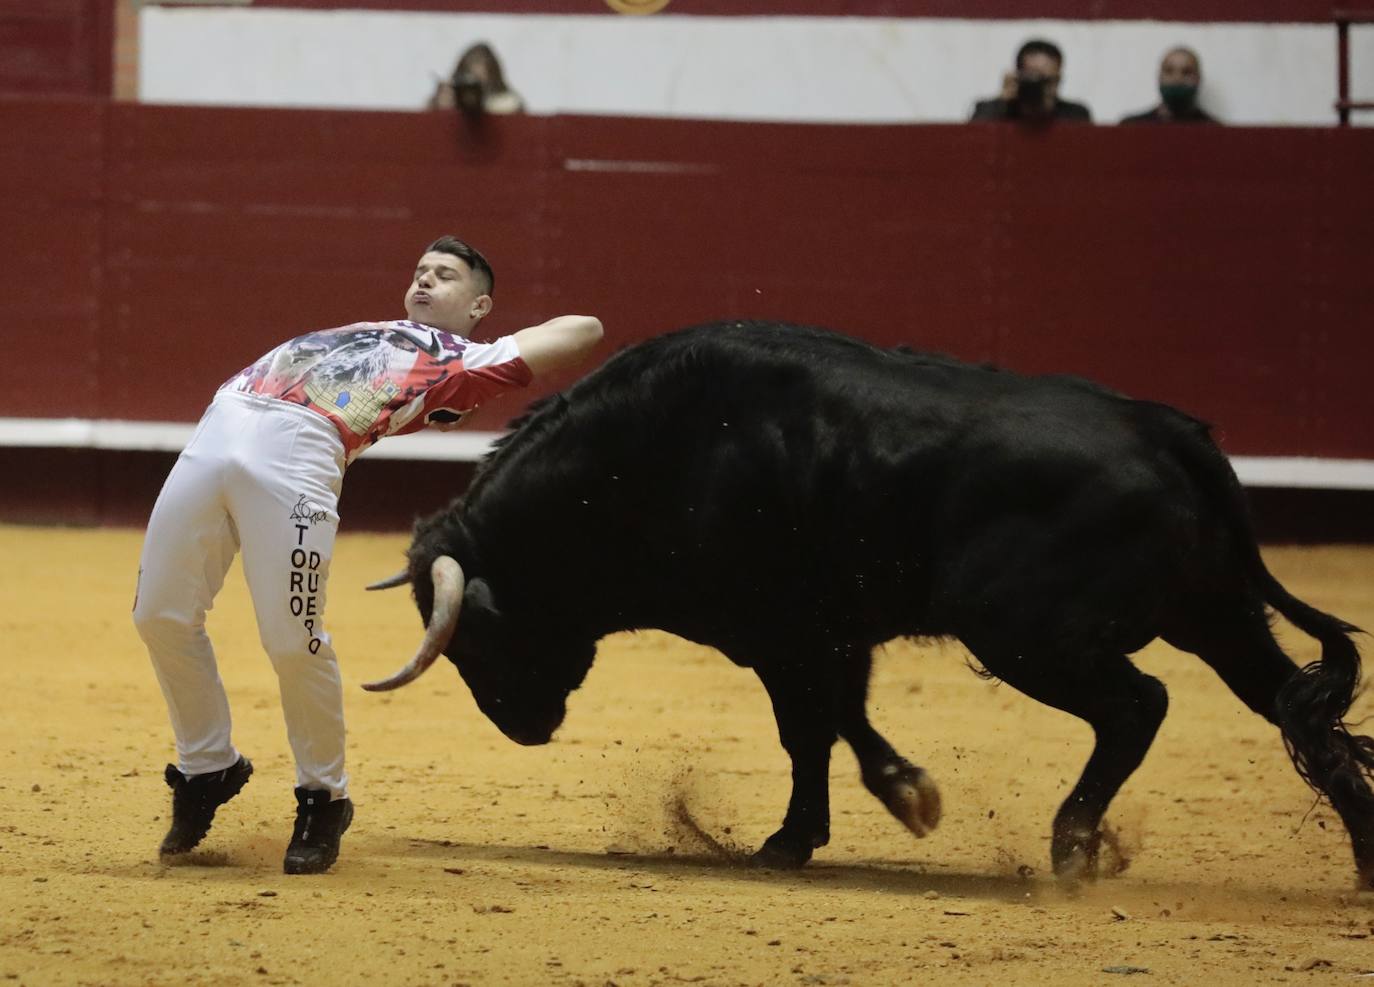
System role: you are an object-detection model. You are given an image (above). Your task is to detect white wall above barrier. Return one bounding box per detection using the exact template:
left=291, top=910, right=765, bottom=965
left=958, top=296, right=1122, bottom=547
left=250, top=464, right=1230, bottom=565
left=138, top=8, right=1374, bottom=126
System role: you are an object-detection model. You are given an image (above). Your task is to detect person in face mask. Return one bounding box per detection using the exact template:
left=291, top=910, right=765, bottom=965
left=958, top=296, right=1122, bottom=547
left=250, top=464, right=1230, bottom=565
left=971, top=39, right=1092, bottom=124
left=1121, top=47, right=1218, bottom=124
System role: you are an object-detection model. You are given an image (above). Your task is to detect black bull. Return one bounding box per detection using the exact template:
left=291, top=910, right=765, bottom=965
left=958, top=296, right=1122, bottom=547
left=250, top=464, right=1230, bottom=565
left=370, top=321, right=1374, bottom=885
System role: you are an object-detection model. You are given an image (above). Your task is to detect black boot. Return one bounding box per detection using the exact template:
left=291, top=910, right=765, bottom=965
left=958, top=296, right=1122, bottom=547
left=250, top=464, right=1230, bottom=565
left=283, top=788, right=353, bottom=875
left=159, top=756, right=254, bottom=855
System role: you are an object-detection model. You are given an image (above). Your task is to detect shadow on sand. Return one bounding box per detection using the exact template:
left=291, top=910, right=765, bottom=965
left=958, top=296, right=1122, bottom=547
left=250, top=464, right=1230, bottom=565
left=380, top=835, right=1368, bottom=918
left=384, top=834, right=1042, bottom=904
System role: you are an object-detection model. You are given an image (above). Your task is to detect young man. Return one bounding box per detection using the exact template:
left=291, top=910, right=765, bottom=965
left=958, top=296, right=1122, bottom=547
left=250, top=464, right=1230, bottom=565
left=132, top=235, right=602, bottom=874
left=970, top=38, right=1093, bottom=124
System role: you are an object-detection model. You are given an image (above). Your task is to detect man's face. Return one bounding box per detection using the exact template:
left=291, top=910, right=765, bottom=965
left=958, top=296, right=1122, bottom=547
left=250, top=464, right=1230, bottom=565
left=1017, top=51, right=1062, bottom=112
left=1159, top=50, right=1201, bottom=88
left=404, top=251, right=492, bottom=333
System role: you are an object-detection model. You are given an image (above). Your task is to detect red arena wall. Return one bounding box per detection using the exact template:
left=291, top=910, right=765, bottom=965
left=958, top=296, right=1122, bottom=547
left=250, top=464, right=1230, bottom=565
left=0, top=1, right=112, bottom=96
left=2, top=97, right=1371, bottom=530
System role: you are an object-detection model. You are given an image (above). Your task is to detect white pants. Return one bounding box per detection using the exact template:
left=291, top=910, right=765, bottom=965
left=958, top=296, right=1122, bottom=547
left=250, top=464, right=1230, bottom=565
left=133, top=390, right=349, bottom=799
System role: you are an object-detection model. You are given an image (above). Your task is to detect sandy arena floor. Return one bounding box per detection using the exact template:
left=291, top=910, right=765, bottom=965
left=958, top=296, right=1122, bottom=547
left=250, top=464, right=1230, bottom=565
left=1, top=524, right=1372, bottom=986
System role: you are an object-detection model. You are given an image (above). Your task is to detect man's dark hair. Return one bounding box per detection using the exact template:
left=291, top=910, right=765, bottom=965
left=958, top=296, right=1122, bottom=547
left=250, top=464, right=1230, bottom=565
left=425, top=235, right=495, bottom=296
left=1016, top=39, right=1064, bottom=71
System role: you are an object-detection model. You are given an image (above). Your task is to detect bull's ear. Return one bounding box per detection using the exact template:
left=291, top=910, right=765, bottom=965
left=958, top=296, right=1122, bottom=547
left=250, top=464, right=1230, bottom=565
left=462, top=577, right=503, bottom=623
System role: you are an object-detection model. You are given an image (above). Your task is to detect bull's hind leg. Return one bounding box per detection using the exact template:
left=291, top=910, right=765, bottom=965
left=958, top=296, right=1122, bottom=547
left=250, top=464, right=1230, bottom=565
left=965, top=643, right=1169, bottom=880
left=1166, top=615, right=1374, bottom=888
left=835, top=646, right=942, bottom=839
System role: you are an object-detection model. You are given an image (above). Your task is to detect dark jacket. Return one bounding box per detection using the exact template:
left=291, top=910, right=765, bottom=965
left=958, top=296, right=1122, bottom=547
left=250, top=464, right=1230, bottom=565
left=970, top=97, right=1093, bottom=122
left=1120, top=104, right=1218, bottom=124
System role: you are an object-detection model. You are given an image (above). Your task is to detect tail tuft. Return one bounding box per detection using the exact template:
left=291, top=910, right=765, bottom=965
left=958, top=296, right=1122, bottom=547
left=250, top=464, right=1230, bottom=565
left=1275, top=636, right=1374, bottom=802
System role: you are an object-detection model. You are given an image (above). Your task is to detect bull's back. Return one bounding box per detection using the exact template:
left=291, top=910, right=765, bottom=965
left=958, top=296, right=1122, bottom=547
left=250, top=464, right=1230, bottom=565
left=576, top=322, right=1137, bottom=495
left=500, top=322, right=1217, bottom=643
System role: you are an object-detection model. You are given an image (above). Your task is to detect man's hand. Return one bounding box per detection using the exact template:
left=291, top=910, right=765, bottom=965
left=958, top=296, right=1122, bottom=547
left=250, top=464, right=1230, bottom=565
left=999, top=70, right=1018, bottom=102
left=513, top=315, right=604, bottom=377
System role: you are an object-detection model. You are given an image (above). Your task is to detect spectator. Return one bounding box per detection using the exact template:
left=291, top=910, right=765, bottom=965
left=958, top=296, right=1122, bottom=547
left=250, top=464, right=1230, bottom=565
left=970, top=39, right=1092, bottom=124
left=1120, top=47, right=1217, bottom=124
left=427, top=42, right=524, bottom=116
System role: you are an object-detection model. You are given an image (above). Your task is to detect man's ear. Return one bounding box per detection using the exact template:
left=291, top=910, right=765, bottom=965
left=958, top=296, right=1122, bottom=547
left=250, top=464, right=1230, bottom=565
left=471, top=294, right=494, bottom=321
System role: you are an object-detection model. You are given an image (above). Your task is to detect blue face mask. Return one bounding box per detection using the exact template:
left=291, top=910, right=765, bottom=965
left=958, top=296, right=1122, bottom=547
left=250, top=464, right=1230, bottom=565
left=1160, top=82, right=1198, bottom=113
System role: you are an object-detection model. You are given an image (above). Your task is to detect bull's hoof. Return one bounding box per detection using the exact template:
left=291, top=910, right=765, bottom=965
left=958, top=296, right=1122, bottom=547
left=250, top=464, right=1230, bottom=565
left=879, top=763, right=942, bottom=838
left=751, top=833, right=815, bottom=870
left=1051, top=828, right=1102, bottom=883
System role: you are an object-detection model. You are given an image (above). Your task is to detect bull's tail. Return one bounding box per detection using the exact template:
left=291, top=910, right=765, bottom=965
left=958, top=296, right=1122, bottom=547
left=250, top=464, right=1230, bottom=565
left=1164, top=412, right=1374, bottom=807
left=1265, top=574, right=1374, bottom=802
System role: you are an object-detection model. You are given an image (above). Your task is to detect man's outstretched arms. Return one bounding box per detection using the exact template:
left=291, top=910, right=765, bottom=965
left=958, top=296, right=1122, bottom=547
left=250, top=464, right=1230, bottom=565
left=513, top=315, right=604, bottom=376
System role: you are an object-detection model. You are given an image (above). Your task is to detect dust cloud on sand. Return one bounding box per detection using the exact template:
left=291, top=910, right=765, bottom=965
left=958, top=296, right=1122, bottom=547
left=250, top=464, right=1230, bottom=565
left=599, top=758, right=751, bottom=863
left=667, top=792, right=749, bottom=864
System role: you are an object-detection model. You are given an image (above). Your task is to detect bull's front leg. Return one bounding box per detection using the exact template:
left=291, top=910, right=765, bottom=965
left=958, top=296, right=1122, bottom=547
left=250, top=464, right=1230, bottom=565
left=753, top=665, right=836, bottom=869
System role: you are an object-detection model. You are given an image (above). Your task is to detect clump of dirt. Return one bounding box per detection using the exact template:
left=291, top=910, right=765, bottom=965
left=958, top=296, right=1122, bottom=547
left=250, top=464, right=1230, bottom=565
left=992, top=846, right=1038, bottom=881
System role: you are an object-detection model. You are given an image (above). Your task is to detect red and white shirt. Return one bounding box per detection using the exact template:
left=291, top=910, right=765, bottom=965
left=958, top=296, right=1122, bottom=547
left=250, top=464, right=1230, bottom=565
left=221, top=320, right=532, bottom=463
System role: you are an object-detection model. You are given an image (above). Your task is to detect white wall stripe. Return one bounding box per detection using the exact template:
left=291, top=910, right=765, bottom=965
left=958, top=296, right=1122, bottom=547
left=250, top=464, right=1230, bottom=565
left=139, top=9, right=1374, bottom=126
left=3, top=417, right=1371, bottom=489
left=0, top=417, right=498, bottom=461
left=1221, top=457, right=1374, bottom=491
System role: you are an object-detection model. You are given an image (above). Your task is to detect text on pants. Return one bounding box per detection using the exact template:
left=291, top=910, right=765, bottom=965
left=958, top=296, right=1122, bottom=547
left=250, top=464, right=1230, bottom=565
left=292, top=523, right=324, bottom=654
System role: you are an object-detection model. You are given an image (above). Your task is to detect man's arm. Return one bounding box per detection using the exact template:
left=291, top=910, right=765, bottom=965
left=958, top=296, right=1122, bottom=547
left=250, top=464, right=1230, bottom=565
left=512, top=315, right=604, bottom=376
left=425, top=315, right=604, bottom=432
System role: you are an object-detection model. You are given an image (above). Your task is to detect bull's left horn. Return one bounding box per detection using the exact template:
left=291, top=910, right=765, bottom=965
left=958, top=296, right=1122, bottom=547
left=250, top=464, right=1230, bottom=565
left=366, top=569, right=411, bottom=591
left=361, top=556, right=464, bottom=692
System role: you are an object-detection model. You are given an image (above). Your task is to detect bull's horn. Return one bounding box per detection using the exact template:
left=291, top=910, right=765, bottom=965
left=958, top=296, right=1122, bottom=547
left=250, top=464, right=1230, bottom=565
left=366, top=569, right=411, bottom=591
left=361, top=556, right=464, bottom=692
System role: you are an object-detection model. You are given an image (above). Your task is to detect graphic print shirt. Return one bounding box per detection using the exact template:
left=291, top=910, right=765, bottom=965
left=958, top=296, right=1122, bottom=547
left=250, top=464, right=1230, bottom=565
left=221, top=320, right=532, bottom=463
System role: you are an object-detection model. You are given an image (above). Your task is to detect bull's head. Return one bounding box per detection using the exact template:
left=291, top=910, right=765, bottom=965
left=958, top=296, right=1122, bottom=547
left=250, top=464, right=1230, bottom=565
left=362, top=556, right=593, bottom=746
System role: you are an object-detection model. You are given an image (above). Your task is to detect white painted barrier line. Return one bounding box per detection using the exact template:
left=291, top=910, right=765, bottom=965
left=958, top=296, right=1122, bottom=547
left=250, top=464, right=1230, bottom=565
left=1227, top=457, right=1374, bottom=491
left=1, top=418, right=1372, bottom=489
left=0, top=417, right=502, bottom=462
left=359, top=430, right=502, bottom=462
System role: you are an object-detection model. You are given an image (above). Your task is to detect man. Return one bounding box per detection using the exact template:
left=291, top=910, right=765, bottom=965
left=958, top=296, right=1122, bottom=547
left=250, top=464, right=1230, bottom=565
left=970, top=39, right=1092, bottom=124
left=1120, top=47, right=1217, bottom=125
left=132, top=235, right=602, bottom=874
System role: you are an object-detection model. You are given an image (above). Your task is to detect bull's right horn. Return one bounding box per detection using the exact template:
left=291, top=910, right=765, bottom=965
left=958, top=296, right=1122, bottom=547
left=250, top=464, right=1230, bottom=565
left=361, top=555, right=464, bottom=692
left=366, top=569, right=410, bottom=591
